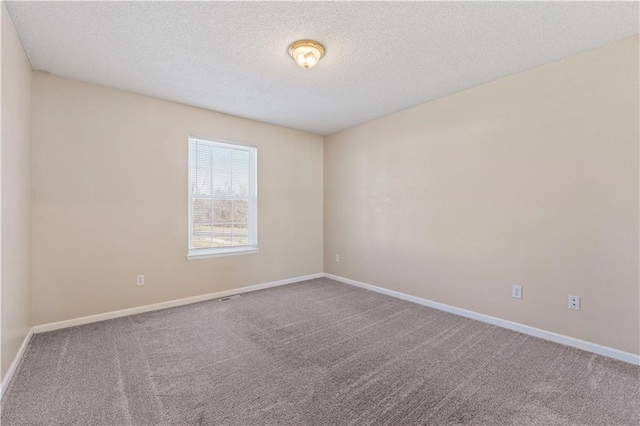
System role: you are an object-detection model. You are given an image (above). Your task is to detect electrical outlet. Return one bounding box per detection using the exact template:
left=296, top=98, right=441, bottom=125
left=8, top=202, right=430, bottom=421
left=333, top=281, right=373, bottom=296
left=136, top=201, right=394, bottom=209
left=512, top=285, right=522, bottom=299
left=335, top=254, right=340, bottom=263
left=568, top=295, right=580, bottom=310
left=136, top=275, right=145, bottom=286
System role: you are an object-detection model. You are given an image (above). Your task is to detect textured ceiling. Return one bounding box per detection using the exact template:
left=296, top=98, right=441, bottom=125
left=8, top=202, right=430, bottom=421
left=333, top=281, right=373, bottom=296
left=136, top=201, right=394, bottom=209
left=6, top=2, right=639, bottom=135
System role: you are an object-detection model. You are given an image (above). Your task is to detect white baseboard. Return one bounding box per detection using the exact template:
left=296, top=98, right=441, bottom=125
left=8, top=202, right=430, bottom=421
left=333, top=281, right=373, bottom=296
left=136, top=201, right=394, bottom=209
left=32, top=273, right=324, bottom=334
left=324, top=273, right=640, bottom=366
left=1, top=327, right=34, bottom=400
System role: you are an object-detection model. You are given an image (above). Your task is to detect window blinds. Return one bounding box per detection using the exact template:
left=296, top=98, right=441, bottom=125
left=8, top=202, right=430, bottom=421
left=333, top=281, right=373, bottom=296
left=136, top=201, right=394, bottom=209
left=188, top=138, right=257, bottom=254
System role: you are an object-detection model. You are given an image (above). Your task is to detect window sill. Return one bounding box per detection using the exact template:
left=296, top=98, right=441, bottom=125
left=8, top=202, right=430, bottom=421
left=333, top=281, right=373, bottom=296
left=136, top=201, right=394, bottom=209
left=187, top=247, right=259, bottom=260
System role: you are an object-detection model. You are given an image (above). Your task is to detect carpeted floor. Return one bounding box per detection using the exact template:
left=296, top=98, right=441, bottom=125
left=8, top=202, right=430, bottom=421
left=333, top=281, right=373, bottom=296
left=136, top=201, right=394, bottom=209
left=2, top=278, right=639, bottom=425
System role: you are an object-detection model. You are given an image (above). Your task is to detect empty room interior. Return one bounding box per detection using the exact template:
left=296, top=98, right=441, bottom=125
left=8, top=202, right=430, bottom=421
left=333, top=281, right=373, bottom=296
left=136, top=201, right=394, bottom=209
left=1, top=1, right=639, bottom=425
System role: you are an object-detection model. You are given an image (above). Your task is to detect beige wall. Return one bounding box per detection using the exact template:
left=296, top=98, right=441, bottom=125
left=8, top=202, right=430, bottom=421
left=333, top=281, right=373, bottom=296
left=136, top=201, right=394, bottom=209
left=32, top=73, right=323, bottom=325
left=1, top=3, right=33, bottom=380
left=324, top=36, right=640, bottom=355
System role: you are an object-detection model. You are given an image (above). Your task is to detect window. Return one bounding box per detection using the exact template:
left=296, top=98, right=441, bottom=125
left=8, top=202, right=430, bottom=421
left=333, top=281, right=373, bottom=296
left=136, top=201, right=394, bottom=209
left=187, top=137, right=257, bottom=259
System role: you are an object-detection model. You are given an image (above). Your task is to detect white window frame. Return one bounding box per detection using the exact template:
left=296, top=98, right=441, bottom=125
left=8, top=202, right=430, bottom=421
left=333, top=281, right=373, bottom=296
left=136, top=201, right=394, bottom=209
left=187, top=137, right=258, bottom=260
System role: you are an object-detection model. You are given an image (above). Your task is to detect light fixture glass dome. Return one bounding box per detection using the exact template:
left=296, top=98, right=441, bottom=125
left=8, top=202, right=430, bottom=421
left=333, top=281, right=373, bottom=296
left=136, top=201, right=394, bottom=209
left=288, top=40, right=325, bottom=69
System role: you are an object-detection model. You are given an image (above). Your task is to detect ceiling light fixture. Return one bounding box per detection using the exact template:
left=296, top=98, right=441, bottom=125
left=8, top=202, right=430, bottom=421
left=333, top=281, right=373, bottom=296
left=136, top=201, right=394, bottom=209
left=288, top=40, right=325, bottom=69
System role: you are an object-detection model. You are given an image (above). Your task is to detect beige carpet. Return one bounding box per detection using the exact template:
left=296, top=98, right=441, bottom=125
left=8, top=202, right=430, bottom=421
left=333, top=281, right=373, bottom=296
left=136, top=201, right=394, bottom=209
left=2, top=278, right=639, bottom=425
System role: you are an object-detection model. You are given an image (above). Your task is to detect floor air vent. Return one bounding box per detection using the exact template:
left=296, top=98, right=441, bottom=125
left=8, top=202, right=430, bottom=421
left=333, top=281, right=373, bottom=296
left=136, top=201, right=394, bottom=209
left=218, top=295, right=241, bottom=302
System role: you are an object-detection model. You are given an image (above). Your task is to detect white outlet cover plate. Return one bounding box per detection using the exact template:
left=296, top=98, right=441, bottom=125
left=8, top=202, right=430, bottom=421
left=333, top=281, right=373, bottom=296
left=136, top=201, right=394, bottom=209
left=568, top=295, right=580, bottom=310
left=512, top=285, right=522, bottom=299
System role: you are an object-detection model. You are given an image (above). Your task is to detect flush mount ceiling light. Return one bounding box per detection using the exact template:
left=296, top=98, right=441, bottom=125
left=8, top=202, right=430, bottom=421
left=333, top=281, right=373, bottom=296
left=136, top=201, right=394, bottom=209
left=288, top=40, right=325, bottom=69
